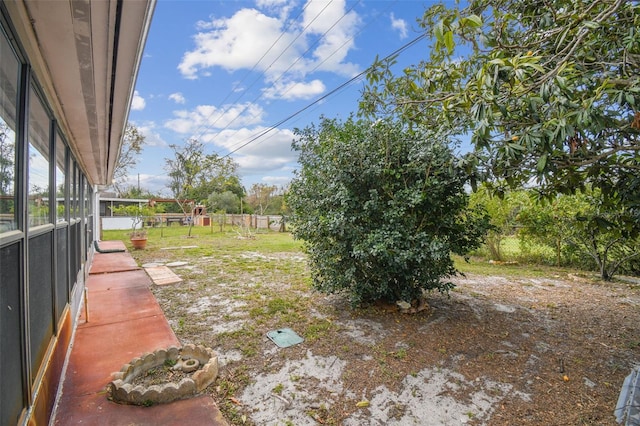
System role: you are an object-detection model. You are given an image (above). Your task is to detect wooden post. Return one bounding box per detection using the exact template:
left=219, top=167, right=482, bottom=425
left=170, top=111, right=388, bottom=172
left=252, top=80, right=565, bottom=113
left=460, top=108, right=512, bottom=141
left=84, top=287, right=89, bottom=323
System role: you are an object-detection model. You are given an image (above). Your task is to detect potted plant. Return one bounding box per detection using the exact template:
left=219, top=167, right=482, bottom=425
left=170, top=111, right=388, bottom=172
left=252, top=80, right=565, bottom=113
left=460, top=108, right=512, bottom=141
left=112, top=203, right=155, bottom=249
left=129, top=225, right=148, bottom=250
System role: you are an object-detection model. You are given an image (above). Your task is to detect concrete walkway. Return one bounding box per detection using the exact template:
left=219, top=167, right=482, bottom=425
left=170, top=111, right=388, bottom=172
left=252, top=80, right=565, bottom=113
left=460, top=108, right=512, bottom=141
left=52, top=240, right=227, bottom=425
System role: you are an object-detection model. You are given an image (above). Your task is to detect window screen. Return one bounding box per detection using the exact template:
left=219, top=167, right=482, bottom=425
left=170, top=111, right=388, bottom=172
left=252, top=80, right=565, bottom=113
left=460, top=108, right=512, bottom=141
left=28, top=87, right=51, bottom=228
left=0, top=26, right=20, bottom=233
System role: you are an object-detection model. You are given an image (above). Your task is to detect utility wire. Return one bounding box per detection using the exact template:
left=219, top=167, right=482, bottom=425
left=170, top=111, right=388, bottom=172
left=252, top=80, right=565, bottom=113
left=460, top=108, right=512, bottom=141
left=190, top=1, right=332, bottom=142
left=264, top=0, right=400, bottom=94
left=263, top=0, right=398, bottom=106
left=206, top=0, right=357, bottom=146
left=223, top=30, right=429, bottom=157
left=219, top=0, right=400, bottom=155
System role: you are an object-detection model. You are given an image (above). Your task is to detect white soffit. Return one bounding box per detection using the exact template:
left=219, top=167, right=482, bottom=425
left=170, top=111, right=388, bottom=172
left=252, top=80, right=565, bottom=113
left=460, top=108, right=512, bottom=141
left=4, top=0, right=155, bottom=185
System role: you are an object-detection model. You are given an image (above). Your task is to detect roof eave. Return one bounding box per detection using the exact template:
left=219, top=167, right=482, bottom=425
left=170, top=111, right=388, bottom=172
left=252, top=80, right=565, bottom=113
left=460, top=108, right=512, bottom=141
left=4, top=0, right=156, bottom=185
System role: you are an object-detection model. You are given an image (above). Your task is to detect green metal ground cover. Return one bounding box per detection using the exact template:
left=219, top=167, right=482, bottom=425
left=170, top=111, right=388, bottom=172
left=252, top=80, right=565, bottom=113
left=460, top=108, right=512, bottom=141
left=267, top=328, right=304, bottom=348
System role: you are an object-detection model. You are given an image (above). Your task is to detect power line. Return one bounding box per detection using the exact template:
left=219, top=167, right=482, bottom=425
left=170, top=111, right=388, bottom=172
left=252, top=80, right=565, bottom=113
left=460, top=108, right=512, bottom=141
left=223, top=30, right=429, bottom=157
left=205, top=0, right=359, bottom=148
left=190, top=1, right=333, bottom=142
left=217, top=0, right=400, bottom=155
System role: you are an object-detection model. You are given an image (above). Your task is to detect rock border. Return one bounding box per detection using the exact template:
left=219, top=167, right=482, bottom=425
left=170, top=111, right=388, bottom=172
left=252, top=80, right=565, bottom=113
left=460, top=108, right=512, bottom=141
left=107, top=344, right=218, bottom=405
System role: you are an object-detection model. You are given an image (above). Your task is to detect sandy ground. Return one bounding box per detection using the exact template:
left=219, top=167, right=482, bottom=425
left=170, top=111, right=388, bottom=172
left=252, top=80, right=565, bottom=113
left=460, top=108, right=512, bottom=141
left=140, top=251, right=640, bottom=425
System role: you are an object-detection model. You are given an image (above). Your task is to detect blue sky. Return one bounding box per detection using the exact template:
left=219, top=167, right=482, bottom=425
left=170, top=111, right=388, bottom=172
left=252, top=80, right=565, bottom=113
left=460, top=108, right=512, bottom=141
left=127, top=0, right=442, bottom=195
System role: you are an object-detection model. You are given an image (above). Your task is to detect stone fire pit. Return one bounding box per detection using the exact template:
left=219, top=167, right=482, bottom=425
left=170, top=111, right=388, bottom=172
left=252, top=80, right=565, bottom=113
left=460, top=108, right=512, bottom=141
left=107, top=344, right=218, bottom=405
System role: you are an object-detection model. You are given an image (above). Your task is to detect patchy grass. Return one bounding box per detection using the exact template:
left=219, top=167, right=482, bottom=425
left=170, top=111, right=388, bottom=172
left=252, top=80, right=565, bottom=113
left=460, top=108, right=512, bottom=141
left=102, top=226, right=640, bottom=426
left=453, top=254, right=594, bottom=280
left=102, top=224, right=303, bottom=253
left=304, top=318, right=336, bottom=343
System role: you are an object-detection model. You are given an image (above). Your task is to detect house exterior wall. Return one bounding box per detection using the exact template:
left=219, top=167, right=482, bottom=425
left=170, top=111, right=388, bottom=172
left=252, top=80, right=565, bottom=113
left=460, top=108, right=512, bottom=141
left=0, top=13, right=92, bottom=424
left=0, top=2, right=153, bottom=424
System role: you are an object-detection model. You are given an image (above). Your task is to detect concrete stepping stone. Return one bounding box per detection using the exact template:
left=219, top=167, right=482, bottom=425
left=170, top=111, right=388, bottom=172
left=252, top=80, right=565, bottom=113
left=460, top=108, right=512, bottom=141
left=145, top=266, right=183, bottom=285
left=166, top=261, right=189, bottom=267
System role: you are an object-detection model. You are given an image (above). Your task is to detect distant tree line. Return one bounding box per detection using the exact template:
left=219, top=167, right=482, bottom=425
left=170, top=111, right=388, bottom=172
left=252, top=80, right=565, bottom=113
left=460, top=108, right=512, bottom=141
left=112, top=129, right=289, bottom=217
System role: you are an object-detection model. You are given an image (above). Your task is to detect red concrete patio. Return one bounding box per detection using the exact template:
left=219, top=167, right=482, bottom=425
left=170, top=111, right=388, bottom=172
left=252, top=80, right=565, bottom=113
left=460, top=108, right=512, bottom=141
left=52, top=240, right=227, bottom=425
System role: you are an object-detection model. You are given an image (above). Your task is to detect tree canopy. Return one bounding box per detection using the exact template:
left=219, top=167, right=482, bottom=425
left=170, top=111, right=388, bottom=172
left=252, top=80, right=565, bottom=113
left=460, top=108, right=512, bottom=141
left=469, top=186, right=527, bottom=261
left=361, top=0, right=640, bottom=209
left=246, top=183, right=286, bottom=215
left=164, top=139, right=243, bottom=203
left=208, top=191, right=241, bottom=214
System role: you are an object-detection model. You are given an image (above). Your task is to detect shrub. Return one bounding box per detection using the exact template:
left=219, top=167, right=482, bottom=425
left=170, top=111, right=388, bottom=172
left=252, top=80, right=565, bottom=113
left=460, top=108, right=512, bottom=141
left=288, top=117, right=491, bottom=306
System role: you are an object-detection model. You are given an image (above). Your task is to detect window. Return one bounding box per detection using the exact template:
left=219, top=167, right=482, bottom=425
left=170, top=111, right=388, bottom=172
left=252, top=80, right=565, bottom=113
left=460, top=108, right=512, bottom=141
left=55, top=131, right=66, bottom=222
left=71, top=162, right=79, bottom=218
left=84, top=178, right=91, bottom=216
left=28, top=87, right=51, bottom=228
left=0, top=27, right=19, bottom=233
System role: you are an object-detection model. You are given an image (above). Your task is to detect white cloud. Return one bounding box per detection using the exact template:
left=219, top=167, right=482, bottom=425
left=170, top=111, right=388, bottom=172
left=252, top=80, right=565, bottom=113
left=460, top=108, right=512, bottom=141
left=300, top=0, right=360, bottom=75
left=178, top=1, right=361, bottom=87
left=256, top=0, right=293, bottom=19
left=168, top=92, right=186, bottom=104
left=122, top=173, right=170, bottom=196
left=131, top=91, right=146, bottom=110
left=134, top=121, right=167, bottom=147
left=203, top=126, right=296, bottom=159
left=164, top=103, right=265, bottom=134
left=199, top=125, right=299, bottom=179
left=235, top=154, right=294, bottom=174
left=260, top=175, right=292, bottom=186
left=390, top=13, right=408, bottom=39
left=256, top=0, right=288, bottom=8
left=179, top=8, right=296, bottom=79
left=262, top=79, right=326, bottom=100
left=231, top=81, right=245, bottom=93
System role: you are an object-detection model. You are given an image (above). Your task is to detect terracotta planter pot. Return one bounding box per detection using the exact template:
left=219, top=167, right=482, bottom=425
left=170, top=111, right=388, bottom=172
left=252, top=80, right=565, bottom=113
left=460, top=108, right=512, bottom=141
left=130, top=237, right=148, bottom=250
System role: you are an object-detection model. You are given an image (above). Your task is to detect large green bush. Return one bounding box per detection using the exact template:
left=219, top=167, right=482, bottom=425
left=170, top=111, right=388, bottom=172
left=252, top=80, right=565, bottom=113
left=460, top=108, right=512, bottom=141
left=288, top=117, right=491, bottom=306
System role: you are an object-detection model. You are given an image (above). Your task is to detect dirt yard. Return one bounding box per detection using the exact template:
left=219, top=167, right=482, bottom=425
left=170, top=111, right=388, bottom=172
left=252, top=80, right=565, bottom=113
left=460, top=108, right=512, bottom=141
left=129, top=240, right=640, bottom=425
